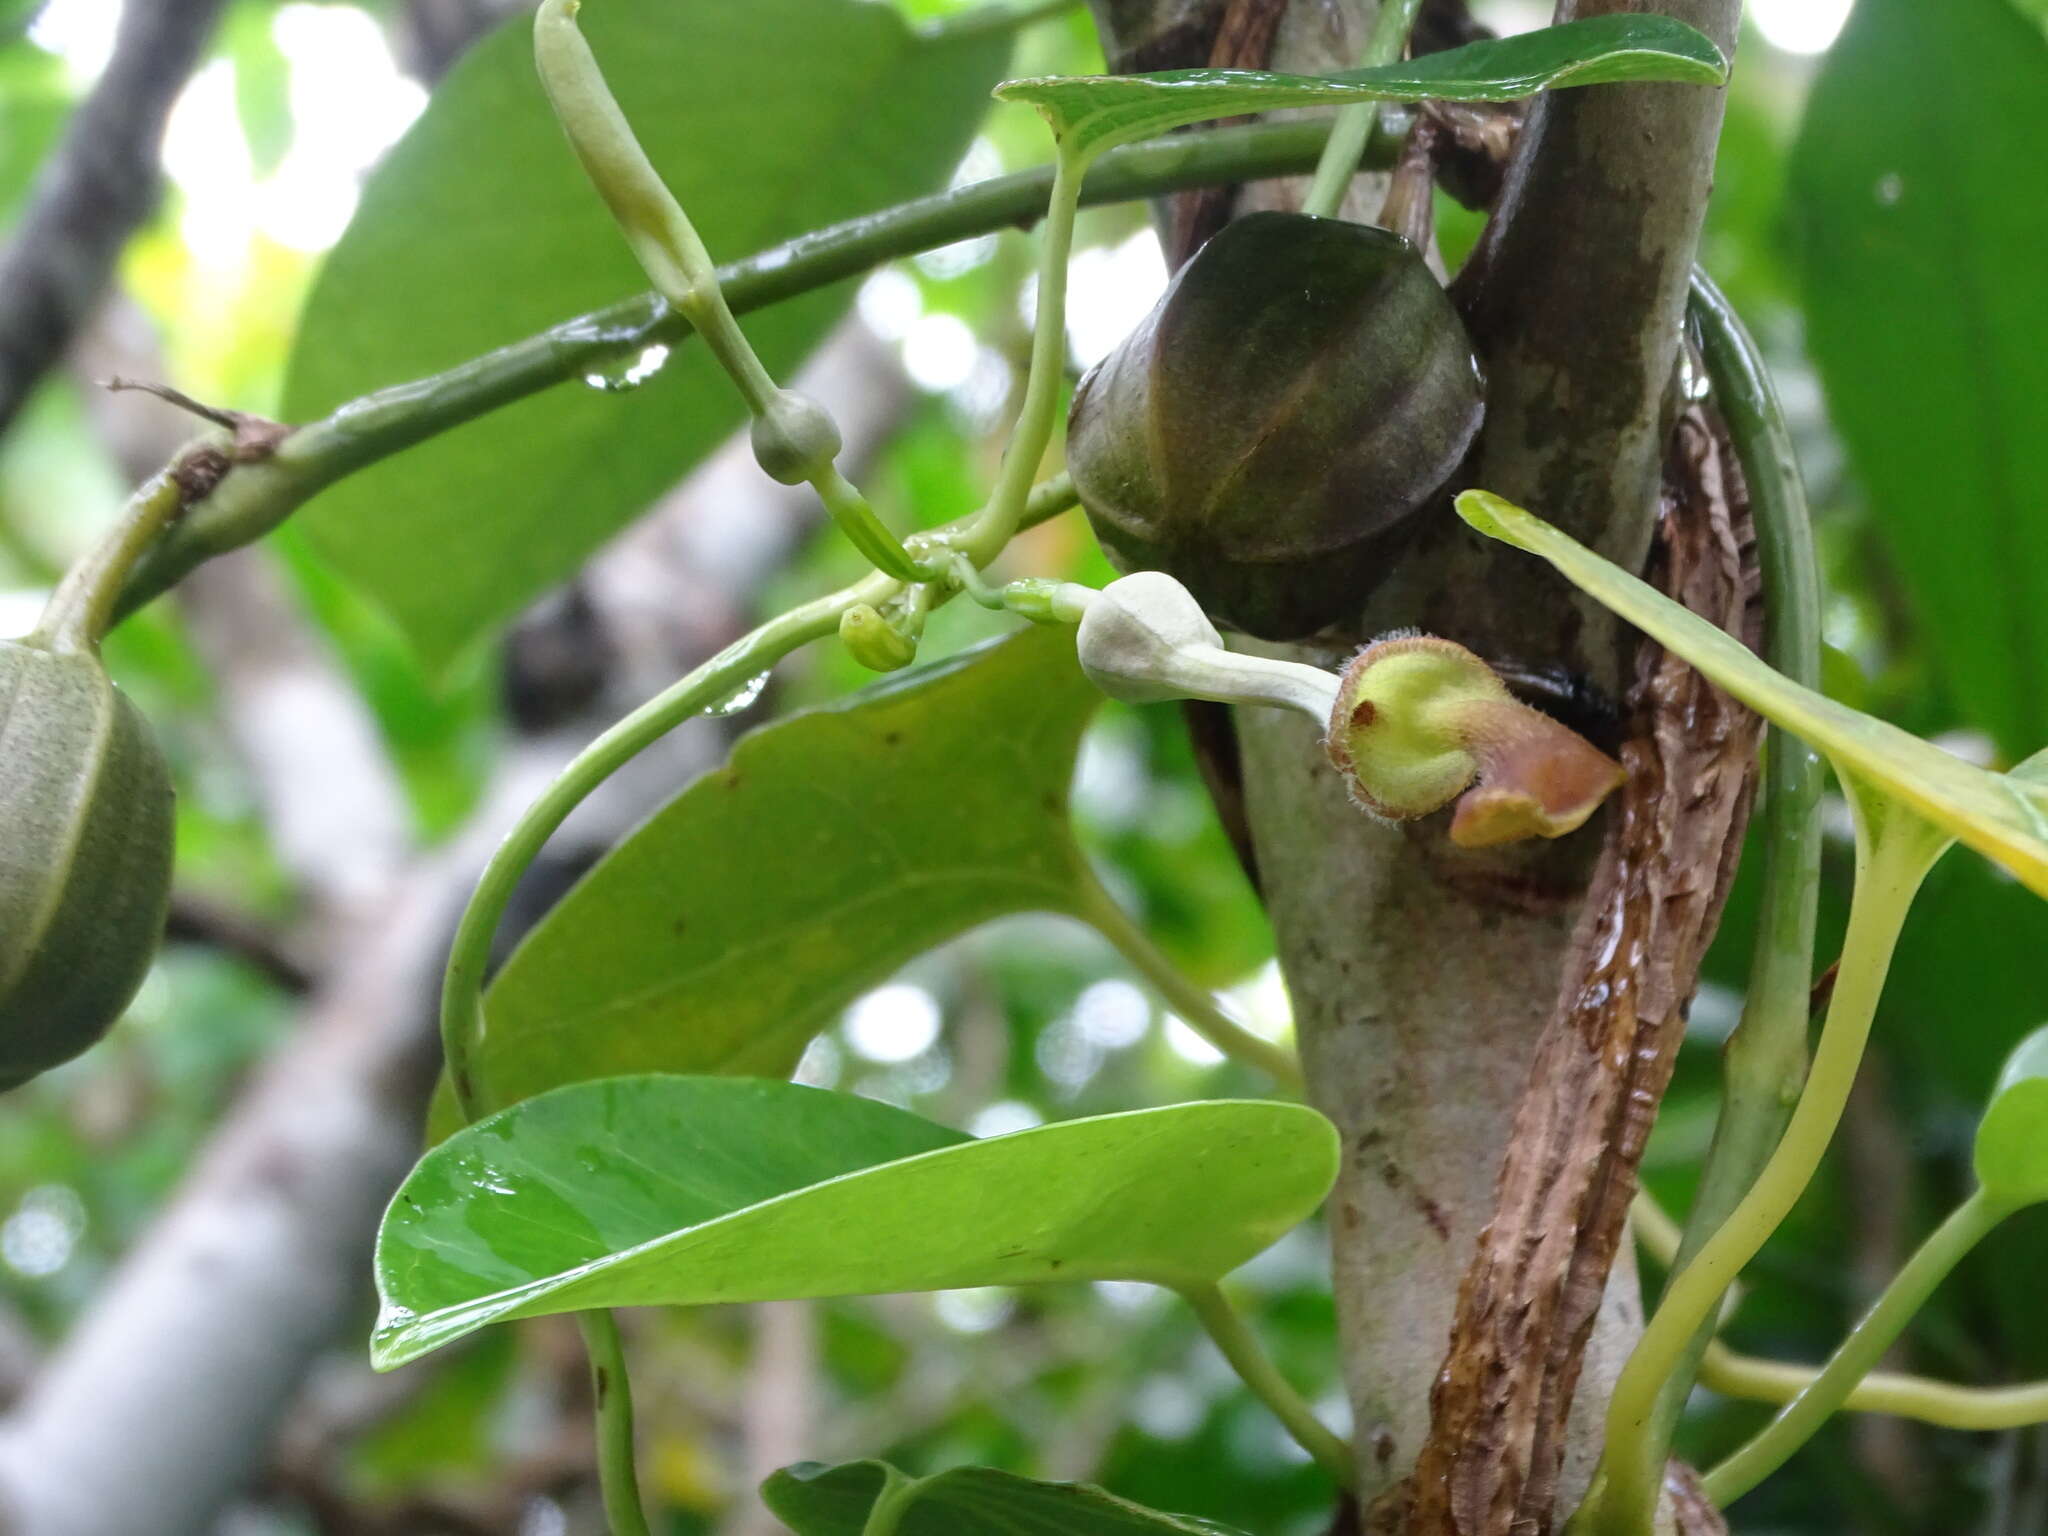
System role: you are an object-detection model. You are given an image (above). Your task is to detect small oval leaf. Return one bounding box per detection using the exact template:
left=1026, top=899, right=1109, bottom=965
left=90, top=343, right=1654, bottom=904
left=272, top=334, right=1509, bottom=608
left=1975, top=1024, right=2048, bottom=1208
left=763, top=1461, right=1252, bottom=1536
left=374, top=1075, right=1338, bottom=1369
left=996, top=15, right=1727, bottom=161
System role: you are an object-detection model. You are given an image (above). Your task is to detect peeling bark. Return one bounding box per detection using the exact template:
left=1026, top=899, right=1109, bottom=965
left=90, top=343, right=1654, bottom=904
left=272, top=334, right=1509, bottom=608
left=1400, top=409, right=1759, bottom=1536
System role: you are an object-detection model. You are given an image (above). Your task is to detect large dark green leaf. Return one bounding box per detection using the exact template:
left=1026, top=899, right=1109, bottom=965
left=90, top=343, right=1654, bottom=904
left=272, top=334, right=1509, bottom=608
left=375, top=1075, right=1338, bottom=1368
left=436, top=626, right=1101, bottom=1134
left=996, top=15, right=1726, bottom=160
left=1790, top=0, right=2048, bottom=757
left=285, top=0, right=1008, bottom=669
left=763, top=1461, right=1252, bottom=1536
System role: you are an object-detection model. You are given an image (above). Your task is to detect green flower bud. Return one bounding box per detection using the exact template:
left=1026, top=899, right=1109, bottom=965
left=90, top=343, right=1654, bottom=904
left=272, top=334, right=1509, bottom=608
left=839, top=603, right=918, bottom=672
left=751, top=388, right=844, bottom=486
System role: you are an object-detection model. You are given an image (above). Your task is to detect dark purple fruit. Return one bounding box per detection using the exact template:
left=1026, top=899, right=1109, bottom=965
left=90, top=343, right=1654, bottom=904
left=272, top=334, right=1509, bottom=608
left=1067, top=211, right=1484, bottom=639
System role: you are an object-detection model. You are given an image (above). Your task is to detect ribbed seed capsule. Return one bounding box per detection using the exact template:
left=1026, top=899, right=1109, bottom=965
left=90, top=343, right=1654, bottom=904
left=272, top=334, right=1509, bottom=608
left=0, top=636, right=175, bottom=1090
left=1067, top=211, right=1485, bottom=640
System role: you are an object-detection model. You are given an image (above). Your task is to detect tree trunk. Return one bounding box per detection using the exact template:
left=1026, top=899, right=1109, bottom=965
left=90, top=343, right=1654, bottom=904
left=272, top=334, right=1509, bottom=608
left=1086, top=0, right=1740, bottom=1526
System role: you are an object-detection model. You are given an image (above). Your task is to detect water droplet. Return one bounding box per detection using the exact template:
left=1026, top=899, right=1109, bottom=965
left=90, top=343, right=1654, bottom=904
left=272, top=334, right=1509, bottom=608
left=702, top=670, right=770, bottom=717
left=1875, top=173, right=1904, bottom=207
left=582, top=343, right=671, bottom=393
left=1677, top=346, right=1712, bottom=402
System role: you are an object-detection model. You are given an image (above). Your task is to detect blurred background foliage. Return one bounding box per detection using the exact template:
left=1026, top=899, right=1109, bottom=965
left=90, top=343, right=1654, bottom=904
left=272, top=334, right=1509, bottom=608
left=0, top=0, right=2045, bottom=1532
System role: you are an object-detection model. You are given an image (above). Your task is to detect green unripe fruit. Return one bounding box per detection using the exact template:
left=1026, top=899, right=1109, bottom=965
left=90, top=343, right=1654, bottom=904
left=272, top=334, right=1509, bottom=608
left=1066, top=212, right=1485, bottom=640
left=751, top=388, right=844, bottom=486
left=0, top=635, right=175, bottom=1090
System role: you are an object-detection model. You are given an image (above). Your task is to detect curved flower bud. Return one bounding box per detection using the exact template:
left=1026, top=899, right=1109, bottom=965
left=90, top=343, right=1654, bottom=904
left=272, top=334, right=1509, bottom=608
left=1324, top=634, right=1624, bottom=846
left=1074, top=572, right=1339, bottom=717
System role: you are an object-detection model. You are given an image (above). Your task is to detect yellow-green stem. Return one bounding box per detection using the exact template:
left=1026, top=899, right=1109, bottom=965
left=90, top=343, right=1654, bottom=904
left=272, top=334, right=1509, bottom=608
left=1697, top=1339, right=2048, bottom=1433
left=1634, top=1191, right=2048, bottom=1432
left=31, top=470, right=186, bottom=654
left=1073, top=869, right=1302, bottom=1091
left=578, top=1310, right=653, bottom=1536
left=1300, top=0, right=1424, bottom=219
left=1702, top=1187, right=2012, bottom=1505
left=963, top=150, right=1084, bottom=565
left=1581, top=794, right=1950, bottom=1534
left=1178, top=1282, right=1354, bottom=1487
left=1633, top=270, right=1828, bottom=1473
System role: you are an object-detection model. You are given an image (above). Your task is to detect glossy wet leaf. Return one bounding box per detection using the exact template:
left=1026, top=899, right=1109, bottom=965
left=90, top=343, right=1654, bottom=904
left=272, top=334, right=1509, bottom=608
left=1791, top=0, right=2048, bottom=760
left=995, top=15, right=1725, bottom=161
left=374, top=1075, right=1339, bottom=1368
left=1455, top=491, right=2048, bottom=897
left=1975, top=1024, right=2048, bottom=1209
left=429, top=626, right=1100, bottom=1139
left=286, top=0, right=1008, bottom=670
left=762, top=1461, right=1252, bottom=1536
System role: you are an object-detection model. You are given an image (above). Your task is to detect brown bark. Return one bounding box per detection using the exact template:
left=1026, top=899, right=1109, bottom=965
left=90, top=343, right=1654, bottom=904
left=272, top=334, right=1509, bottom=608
left=1399, top=409, right=1759, bottom=1536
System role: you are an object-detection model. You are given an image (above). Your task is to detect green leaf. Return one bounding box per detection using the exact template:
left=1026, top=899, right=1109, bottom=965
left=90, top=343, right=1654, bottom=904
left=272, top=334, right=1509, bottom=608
left=374, top=1075, right=1339, bottom=1368
left=1790, top=0, right=2048, bottom=759
left=762, top=1461, right=1252, bottom=1536
left=1454, top=490, right=2048, bottom=897
left=285, top=0, right=1008, bottom=670
left=995, top=15, right=1726, bottom=160
left=0, top=44, right=66, bottom=221
left=433, top=626, right=1101, bottom=1137
left=1974, top=1024, right=2048, bottom=1208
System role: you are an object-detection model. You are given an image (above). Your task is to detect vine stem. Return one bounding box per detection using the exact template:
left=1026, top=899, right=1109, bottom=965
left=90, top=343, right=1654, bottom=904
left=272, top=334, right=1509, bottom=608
left=1701, top=1187, right=2013, bottom=1506
left=117, top=118, right=1355, bottom=620
left=1579, top=795, right=1951, bottom=1535
left=1071, top=870, right=1302, bottom=1091
left=1695, top=1337, right=2048, bottom=1433
left=438, top=472, right=1081, bottom=1115
left=1632, top=1189, right=2048, bottom=1431
left=31, top=469, right=184, bottom=653
left=579, top=1310, right=654, bottom=1536
left=1300, top=0, right=1423, bottom=219
left=1177, top=1282, right=1354, bottom=1488
left=1627, top=272, right=1829, bottom=1477
left=438, top=588, right=853, bottom=1120
left=962, top=148, right=1083, bottom=565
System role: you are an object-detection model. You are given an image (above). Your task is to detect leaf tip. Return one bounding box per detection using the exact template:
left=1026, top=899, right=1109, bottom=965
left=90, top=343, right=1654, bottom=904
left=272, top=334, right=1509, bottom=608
left=1453, top=488, right=1524, bottom=543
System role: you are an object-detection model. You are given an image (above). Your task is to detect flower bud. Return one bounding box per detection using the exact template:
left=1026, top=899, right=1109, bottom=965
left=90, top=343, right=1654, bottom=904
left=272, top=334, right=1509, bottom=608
left=839, top=603, right=917, bottom=672
left=751, top=388, right=843, bottom=486
left=1324, top=634, right=1624, bottom=846
left=1075, top=572, right=1338, bottom=718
